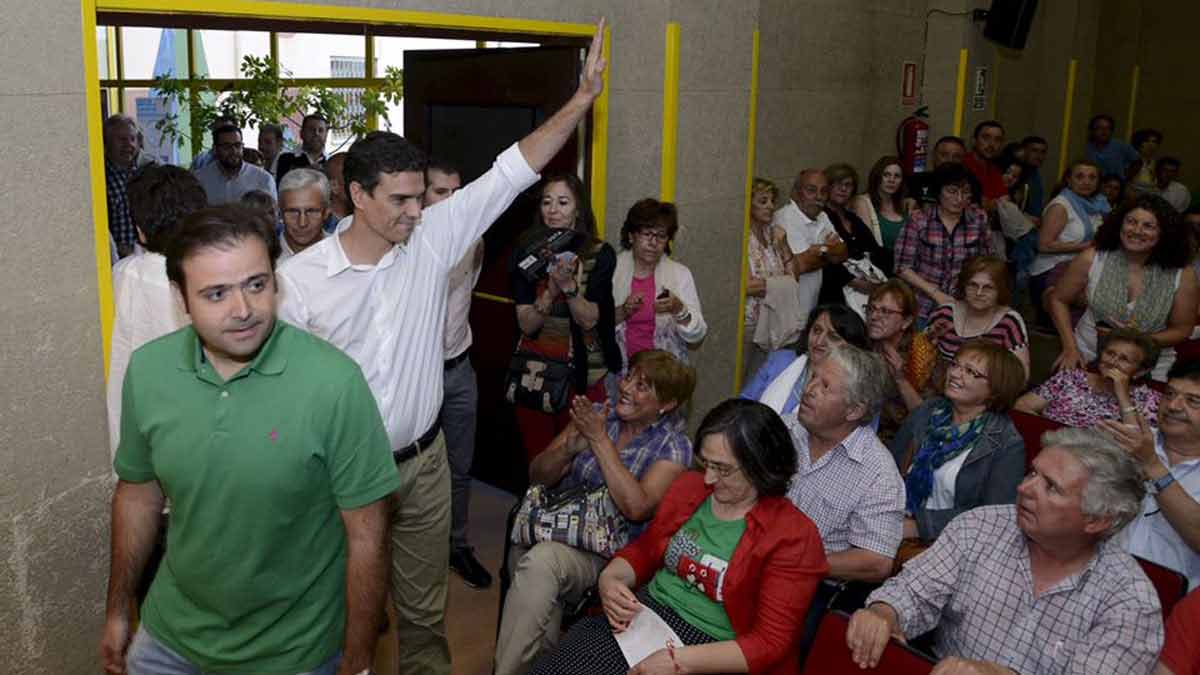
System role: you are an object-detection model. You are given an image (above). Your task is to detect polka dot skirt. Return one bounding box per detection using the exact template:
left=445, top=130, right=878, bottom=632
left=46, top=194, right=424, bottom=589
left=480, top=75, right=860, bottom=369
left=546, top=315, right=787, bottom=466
left=530, top=590, right=717, bottom=675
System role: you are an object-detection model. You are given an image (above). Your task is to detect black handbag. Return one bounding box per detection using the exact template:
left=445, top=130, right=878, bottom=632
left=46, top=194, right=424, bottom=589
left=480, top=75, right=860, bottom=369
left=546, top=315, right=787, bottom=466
left=505, top=348, right=573, bottom=413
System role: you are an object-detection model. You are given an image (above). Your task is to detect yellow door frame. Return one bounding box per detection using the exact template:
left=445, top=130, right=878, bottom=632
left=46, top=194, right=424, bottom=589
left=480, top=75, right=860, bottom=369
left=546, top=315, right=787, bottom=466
left=82, top=0, right=610, bottom=378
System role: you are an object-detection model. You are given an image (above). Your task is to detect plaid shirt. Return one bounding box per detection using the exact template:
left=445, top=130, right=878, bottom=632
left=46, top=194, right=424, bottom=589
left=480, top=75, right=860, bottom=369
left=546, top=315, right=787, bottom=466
left=869, top=505, right=1163, bottom=674
left=893, top=204, right=995, bottom=321
left=105, top=158, right=136, bottom=251
left=565, top=404, right=692, bottom=494
left=785, top=420, right=905, bottom=558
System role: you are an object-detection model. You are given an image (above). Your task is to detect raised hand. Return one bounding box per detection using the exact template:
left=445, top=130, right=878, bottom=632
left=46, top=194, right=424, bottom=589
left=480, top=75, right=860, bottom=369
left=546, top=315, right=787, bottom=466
left=577, top=18, right=608, bottom=101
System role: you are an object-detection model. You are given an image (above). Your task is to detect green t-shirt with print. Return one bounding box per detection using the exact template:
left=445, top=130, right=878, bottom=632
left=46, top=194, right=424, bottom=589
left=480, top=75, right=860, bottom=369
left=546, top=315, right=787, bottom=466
left=114, top=320, right=399, bottom=673
left=647, top=496, right=747, bottom=640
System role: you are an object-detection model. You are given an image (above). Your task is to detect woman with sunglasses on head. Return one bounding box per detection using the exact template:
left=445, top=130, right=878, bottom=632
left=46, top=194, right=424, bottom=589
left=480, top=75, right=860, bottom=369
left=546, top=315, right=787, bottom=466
left=1048, top=194, right=1197, bottom=381
left=739, top=304, right=870, bottom=417
left=890, top=340, right=1026, bottom=545
left=926, top=256, right=1030, bottom=384
left=530, top=399, right=828, bottom=675
left=613, top=198, right=707, bottom=371
left=865, top=279, right=937, bottom=442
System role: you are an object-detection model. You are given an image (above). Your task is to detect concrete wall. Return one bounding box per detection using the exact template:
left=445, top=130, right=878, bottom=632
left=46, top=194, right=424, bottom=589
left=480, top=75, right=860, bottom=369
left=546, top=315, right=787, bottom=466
left=1095, top=0, right=1200, bottom=194
left=0, top=1, right=113, bottom=671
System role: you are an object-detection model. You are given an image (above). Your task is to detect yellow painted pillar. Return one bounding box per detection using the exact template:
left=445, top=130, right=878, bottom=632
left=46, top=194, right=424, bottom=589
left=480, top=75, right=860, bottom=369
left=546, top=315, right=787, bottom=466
left=1126, top=65, right=1140, bottom=141
left=952, top=48, right=968, bottom=137
left=659, top=22, right=680, bottom=202
left=733, top=30, right=760, bottom=393
left=81, top=0, right=116, bottom=378
left=1057, top=59, right=1079, bottom=178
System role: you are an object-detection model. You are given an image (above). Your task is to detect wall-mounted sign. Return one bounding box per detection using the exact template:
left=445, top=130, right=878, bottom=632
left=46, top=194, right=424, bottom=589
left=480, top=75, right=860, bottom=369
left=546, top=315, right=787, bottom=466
left=973, top=66, right=989, bottom=112
left=902, top=61, right=918, bottom=106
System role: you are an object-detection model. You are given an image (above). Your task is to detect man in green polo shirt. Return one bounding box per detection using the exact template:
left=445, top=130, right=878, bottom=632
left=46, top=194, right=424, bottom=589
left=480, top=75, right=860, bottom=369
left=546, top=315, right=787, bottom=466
left=100, top=206, right=398, bottom=675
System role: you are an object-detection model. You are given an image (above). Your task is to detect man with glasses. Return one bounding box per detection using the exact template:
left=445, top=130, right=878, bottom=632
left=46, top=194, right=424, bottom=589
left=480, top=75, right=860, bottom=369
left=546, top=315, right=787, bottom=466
left=772, top=168, right=848, bottom=328
left=276, top=168, right=331, bottom=261
left=194, top=123, right=277, bottom=206
left=1101, top=359, right=1200, bottom=592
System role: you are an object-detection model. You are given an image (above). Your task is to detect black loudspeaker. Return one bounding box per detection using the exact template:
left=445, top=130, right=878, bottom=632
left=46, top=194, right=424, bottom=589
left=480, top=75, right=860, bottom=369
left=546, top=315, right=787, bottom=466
left=983, top=0, right=1038, bottom=49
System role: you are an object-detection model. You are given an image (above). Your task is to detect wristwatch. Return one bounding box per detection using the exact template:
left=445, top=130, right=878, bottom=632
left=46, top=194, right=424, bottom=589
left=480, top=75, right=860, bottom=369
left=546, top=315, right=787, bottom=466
left=1149, top=471, right=1177, bottom=495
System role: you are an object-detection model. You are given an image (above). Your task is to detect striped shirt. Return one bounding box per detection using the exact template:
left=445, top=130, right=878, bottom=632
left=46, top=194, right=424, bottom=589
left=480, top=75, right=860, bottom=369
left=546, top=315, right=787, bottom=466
left=869, top=505, right=1163, bottom=674
left=926, top=303, right=1028, bottom=363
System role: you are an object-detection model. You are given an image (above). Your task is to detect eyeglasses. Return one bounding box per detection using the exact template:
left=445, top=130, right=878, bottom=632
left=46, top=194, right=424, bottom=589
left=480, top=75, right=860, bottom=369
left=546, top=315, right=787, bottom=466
left=865, top=303, right=905, bottom=318
left=965, top=282, right=998, bottom=295
left=215, top=141, right=244, bottom=151
left=695, top=456, right=741, bottom=478
left=1163, top=387, right=1200, bottom=411
left=636, top=230, right=670, bottom=242
left=942, top=186, right=973, bottom=200
left=948, top=360, right=988, bottom=381
left=282, top=207, right=326, bottom=222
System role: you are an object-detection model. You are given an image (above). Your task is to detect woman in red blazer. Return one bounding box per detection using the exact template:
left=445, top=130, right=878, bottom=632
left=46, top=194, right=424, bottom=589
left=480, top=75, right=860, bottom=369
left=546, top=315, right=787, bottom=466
left=530, top=399, right=829, bottom=675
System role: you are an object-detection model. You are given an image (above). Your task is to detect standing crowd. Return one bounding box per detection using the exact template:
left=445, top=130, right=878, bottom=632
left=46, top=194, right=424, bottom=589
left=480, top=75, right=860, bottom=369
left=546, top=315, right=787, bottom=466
left=98, top=20, right=1199, bottom=675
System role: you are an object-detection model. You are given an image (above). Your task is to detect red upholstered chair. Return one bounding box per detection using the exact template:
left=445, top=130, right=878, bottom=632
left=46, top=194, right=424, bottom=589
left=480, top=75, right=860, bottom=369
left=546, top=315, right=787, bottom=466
left=801, top=610, right=935, bottom=674
left=1009, top=410, right=1064, bottom=473
left=1136, top=556, right=1188, bottom=620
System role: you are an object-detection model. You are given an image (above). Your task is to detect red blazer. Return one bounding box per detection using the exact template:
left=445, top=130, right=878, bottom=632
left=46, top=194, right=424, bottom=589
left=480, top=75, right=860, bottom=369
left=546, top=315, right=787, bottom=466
left=615, top=471, right=829, bottom=675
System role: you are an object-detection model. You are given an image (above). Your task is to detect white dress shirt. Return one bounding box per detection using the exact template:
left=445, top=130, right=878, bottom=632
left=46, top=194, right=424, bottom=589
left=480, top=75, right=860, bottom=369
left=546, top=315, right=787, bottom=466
left=194, top=161, right=277, bottom=206
left=444, top=240, right=483, bottom=359
left=277, top=229, right=329, bottom=263
left=276, top=143, right=538, bottom=448
left=772, top=201, right=838, bottom=326
left=107, top=252, right=190, bottom=456
left=1121, top=432, right=1200, bottom=591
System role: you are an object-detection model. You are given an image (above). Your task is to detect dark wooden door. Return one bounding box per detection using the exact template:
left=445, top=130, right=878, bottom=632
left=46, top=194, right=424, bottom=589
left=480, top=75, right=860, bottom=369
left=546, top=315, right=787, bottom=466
left=404, top=46, right=588, bottom=496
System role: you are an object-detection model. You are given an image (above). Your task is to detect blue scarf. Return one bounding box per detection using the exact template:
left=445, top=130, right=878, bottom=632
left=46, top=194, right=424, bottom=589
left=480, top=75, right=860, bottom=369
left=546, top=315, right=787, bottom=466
left=904, top=400, right=987, bottom=514
left=1060, top=188, right=1111, bottom=242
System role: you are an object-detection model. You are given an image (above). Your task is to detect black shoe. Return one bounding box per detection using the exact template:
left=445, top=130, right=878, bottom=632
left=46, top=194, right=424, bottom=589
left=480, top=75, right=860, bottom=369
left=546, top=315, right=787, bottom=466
left=450, top=546, right=493, bottom=589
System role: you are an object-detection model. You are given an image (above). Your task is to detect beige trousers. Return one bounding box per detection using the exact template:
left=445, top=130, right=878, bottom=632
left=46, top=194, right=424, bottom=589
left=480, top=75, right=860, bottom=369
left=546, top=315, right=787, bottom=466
left=493, top=541, right=608, bottom=675
left=389, top=432, right=452, bottom=675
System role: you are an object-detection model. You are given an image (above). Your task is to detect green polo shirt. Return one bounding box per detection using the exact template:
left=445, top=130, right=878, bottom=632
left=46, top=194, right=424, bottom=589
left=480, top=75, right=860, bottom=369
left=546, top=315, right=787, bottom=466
left=114, top=319, right=398, bottom=673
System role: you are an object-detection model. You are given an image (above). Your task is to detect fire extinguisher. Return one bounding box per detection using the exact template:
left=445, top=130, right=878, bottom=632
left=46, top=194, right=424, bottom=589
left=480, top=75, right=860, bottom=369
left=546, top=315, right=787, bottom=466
left=896, top=106, right=930, bottom=175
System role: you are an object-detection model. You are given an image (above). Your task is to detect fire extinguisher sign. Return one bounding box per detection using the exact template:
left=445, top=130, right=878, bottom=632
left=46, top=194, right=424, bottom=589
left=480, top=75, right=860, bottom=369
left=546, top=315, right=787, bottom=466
left=901, top=61, right=918, bottom=106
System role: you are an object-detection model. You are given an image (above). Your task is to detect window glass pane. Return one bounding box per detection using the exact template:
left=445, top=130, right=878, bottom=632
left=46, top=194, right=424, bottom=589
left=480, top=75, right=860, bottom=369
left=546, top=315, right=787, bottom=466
left=121, top=27, right=189, bottom=80
left=484, top=41, right=540, bottom=48
left=96, top=26, right=110, bottom=79
left=193, top=30, right=271, bottom=79
left=278, top=32, right=366, bottom=78
left=373, top=36, right=476, bottom=77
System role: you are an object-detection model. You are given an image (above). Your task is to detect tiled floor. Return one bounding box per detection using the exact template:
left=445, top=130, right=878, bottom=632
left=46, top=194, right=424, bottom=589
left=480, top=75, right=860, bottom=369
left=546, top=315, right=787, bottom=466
left=374, top=481, right=517, bottom=675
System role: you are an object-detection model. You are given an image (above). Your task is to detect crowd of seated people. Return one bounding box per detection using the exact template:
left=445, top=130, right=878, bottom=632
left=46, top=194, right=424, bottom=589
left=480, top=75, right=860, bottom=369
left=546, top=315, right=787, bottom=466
left=100, top=66, right=1200, bottom=675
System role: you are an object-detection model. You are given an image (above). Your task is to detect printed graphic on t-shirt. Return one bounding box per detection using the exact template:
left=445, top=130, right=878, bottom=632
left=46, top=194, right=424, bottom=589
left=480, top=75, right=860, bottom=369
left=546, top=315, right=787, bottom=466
left=662, top=526, right=731, bottom=602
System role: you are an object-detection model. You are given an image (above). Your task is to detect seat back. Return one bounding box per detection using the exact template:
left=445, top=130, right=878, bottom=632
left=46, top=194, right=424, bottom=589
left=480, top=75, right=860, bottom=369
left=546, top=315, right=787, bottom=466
left=801, top=610, right=934, bottom=675
left=1136, top=556, right=1188, bottom=619
left=1009, top=410, right=1064, bottom=473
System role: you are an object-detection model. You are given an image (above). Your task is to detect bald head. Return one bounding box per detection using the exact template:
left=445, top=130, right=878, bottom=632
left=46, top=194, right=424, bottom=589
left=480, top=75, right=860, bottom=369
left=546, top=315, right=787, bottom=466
left=791, top=169, right=829, bottom=219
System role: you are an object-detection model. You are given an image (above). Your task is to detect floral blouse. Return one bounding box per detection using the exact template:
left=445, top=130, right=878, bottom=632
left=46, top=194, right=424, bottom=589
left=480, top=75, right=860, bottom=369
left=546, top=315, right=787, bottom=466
left=1032, top=369, right=1161, bottom=428
left=745, top=227, right=790, bottom=326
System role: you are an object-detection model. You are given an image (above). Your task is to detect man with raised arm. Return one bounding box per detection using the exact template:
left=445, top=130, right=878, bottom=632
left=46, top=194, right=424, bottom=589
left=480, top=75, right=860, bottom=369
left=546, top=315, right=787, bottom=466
left=275, top=21, right=608, bottom=675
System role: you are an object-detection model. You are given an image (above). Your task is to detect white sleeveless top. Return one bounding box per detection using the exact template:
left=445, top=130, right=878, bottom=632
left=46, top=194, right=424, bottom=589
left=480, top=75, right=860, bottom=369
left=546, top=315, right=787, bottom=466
left=1030, top=194, right=1103, bottom=277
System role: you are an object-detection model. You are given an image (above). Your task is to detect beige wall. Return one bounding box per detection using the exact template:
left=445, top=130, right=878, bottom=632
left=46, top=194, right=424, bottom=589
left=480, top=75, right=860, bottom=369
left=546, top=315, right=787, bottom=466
left=1095, top=0, right=1200, bottom=195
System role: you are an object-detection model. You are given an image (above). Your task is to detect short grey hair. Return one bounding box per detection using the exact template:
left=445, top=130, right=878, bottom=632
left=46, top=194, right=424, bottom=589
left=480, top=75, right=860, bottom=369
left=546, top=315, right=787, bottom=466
left=826, top=344, right=892, bottom=422
left=103, top=113, right=137, bottom=141
left=1042, top=428, right=1146, bottom=538
left=278, top=168, right=331, bottom=206
left=791, top=168, right=825, bottom=194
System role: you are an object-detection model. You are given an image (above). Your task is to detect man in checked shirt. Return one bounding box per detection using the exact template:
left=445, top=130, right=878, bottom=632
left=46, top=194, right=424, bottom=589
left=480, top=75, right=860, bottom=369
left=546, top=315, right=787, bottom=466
left=846, top=428, right=1163, bottom=674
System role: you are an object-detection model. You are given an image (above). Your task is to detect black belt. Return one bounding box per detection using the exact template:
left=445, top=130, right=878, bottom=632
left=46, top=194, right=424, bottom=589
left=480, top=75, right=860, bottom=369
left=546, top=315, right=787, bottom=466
left=393, top=421, right=442, bottom=464
left=443, top=351, right=470, bottom=371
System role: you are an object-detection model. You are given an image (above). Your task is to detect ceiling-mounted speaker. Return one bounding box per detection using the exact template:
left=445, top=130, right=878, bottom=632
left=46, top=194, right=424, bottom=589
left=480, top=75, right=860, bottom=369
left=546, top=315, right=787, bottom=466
left=983, top=0, right=1038, bottom=50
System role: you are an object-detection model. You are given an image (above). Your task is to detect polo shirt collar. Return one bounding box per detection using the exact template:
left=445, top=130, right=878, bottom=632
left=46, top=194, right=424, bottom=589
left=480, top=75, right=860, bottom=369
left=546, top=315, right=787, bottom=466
left=175, top=319, right=290, bottom=380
